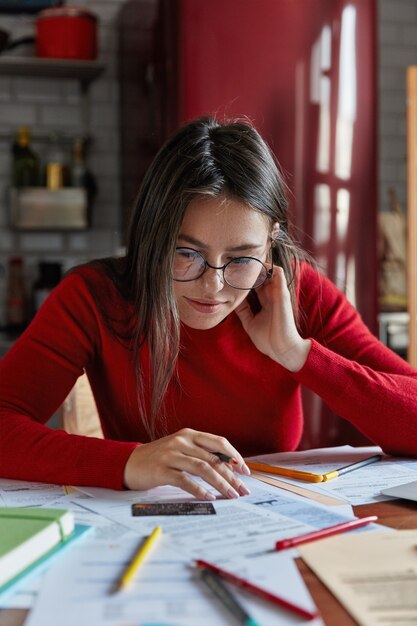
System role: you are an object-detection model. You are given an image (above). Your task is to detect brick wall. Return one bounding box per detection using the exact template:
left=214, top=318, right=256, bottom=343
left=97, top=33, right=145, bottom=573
left=0, top=0, right=123, bottom=326
left=378, top=0, right=417, bottom=213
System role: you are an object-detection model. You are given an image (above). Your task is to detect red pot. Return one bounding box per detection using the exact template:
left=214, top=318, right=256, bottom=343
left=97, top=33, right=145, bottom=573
left=36, top=7, right=98, bottom=61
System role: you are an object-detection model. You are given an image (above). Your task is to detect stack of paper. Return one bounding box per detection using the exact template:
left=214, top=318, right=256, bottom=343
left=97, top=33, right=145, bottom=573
left=298, top=529, right=417, bottom=626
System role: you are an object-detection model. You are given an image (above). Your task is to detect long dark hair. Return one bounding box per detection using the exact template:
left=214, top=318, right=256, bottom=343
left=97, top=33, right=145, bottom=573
left=102, top=116, right=308, bottom=438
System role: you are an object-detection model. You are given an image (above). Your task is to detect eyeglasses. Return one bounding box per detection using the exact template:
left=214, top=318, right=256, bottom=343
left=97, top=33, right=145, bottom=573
left=172, top=247, right=272, bottom=290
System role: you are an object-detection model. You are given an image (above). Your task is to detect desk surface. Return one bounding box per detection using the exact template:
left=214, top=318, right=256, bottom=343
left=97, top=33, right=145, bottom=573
left=1, top=498, right=416, bottom=626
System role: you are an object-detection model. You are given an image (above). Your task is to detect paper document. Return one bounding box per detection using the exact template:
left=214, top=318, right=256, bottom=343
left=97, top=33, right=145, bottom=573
left=78, top=475, right=356, bottom=560
left=251, top=472, right=346, bottom=506
left=25, top=531, right=323, bottom=626
left=249, top=445, right=417, bottom=505
left=299, top=529, right=417, bottom=626
left=0, top=478, right=66, bottom=507
left=248, top=445, right=382, bottom=473
left=381, top=479, right=417, bottom=502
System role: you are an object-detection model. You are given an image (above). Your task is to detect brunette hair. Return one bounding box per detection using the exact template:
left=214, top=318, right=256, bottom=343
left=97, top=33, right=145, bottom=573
left=101, top=116, right=308, bottom=438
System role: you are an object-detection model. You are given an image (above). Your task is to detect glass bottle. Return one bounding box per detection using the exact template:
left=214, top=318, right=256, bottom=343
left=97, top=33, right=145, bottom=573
left=32, top=261, right=62, bottom=315
left=44, top=132, right=69, bottom=190
left=70, top=137, right=97, bottom=225
left=71, top=138, right=87, bottom=188
left=6, top=256, right=27, bottom=331
left=12, top=126, right=40, bottom=188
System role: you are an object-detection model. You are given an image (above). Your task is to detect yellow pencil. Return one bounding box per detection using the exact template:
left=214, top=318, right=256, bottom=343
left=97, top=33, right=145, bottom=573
left=115, top=526, right=162, bottom=592
left=247, top=454, right=382, bottom=483
left=246, top=462, right=325, bottom=482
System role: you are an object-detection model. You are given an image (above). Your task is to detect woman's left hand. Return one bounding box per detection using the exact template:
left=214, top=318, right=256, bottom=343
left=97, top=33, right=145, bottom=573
left=235, top=265, right=311, bottom=372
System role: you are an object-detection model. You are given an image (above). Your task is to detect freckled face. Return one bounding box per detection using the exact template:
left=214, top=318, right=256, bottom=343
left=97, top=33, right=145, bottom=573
left=173, top=195, right=271, bottom=330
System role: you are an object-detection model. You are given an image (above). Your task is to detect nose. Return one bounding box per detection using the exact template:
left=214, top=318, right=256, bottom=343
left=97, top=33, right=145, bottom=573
left=200, top=266, right=225, bottom=293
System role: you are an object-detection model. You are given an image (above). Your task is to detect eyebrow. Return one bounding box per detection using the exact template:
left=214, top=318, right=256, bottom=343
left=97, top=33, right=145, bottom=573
left=177, top=234, right=264, bottom=252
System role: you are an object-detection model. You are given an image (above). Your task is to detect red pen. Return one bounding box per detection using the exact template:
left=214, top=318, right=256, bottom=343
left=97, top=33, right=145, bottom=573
left=275, top=515, right=378, bottom=551
left=195, top=559, right=319, bottom=621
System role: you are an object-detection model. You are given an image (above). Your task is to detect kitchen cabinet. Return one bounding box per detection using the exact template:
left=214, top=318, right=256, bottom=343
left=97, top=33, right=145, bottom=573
left=0, top=56, right=105, bottom=229
left=0, top=56, right=105, bottom=131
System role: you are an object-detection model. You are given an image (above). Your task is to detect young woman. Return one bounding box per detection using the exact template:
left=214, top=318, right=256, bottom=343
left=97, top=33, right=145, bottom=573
left=0, top=117, right=416, bottom=501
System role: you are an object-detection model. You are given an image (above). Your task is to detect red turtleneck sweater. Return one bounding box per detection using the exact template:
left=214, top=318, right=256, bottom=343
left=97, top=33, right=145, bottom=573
left=1, top=263, right=416, bottom=489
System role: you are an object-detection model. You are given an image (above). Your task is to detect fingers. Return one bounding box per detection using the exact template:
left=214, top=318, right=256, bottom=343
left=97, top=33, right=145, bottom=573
left=167, top=429, right=251, bottom=500
left=173, top=451, right=251, bottom=501
left=258, top=264, right=284, bottom=300
left=124, top=429, right=252, bottom=501
left=236, top=265, right=281, bottom=325
left=191, top=431, right=251, bottom=476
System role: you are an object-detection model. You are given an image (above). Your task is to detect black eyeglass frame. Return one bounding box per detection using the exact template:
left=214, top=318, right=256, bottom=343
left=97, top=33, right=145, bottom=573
left=172, top=247, right=273, bottom=290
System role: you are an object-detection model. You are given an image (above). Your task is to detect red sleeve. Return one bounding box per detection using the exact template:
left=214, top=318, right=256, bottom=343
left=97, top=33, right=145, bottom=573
left=0, top=269, right=136, bottom=489
left=292, top=263, right=417, bottom=456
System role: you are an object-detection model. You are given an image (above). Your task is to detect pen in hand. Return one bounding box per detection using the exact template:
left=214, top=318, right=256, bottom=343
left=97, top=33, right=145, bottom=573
left=114, top=526, right=162, bottom=592
left=213, top=452, right=239, bottom=465
left=275, top=515, right=378, bottom=550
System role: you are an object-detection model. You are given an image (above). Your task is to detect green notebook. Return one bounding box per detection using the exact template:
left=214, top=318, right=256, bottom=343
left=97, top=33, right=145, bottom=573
left=0, top=507, right=75, bottom=589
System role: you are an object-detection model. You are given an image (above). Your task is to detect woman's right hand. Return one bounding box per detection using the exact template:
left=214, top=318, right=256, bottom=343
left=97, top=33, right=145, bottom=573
left=123, top=428, right=251, bottom=500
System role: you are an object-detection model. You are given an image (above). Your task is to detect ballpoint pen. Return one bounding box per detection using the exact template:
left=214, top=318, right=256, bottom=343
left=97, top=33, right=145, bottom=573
left=115, top=526, right=162, bottom=592
left=275, top=515, right=378, bottom=550
left=195, top=559, right=319, bottom=620
left=246, top=454, right=383, bottom=483
left=320, top=454, right=383, bottom=481
left=213, top=452, right=239, bottom=464
left=199, top=566, right=261, bottom=626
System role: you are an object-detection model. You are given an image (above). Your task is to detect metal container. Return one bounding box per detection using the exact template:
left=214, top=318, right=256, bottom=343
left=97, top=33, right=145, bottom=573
left=10, top=187, right=88, bottom=230
left=36, top=7, right=97, bottom=60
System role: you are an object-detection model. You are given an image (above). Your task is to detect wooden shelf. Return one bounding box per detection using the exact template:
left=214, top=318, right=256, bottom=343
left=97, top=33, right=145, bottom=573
left=0, top=57, right=105, bottom=88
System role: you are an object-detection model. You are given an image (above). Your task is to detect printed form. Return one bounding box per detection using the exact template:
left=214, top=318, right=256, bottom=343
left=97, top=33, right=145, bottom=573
left=76, top=475, right=356, bottom=561
left=25, top=528, right=323, bottom=626
left=248, top=445, right=417, bottom=505
left=299, top=529, right=417, bottom=626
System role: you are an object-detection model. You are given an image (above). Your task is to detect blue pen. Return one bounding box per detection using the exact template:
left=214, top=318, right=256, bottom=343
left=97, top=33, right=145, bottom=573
left=200, top=568, right=261, bottom=626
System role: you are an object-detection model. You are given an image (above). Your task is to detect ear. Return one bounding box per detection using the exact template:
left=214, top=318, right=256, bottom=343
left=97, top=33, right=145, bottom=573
left=271, top=222, right=280, bottom=241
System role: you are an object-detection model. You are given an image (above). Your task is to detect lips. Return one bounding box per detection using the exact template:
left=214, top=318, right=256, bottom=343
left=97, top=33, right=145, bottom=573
left=185, top=298, right=227, bottom=314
